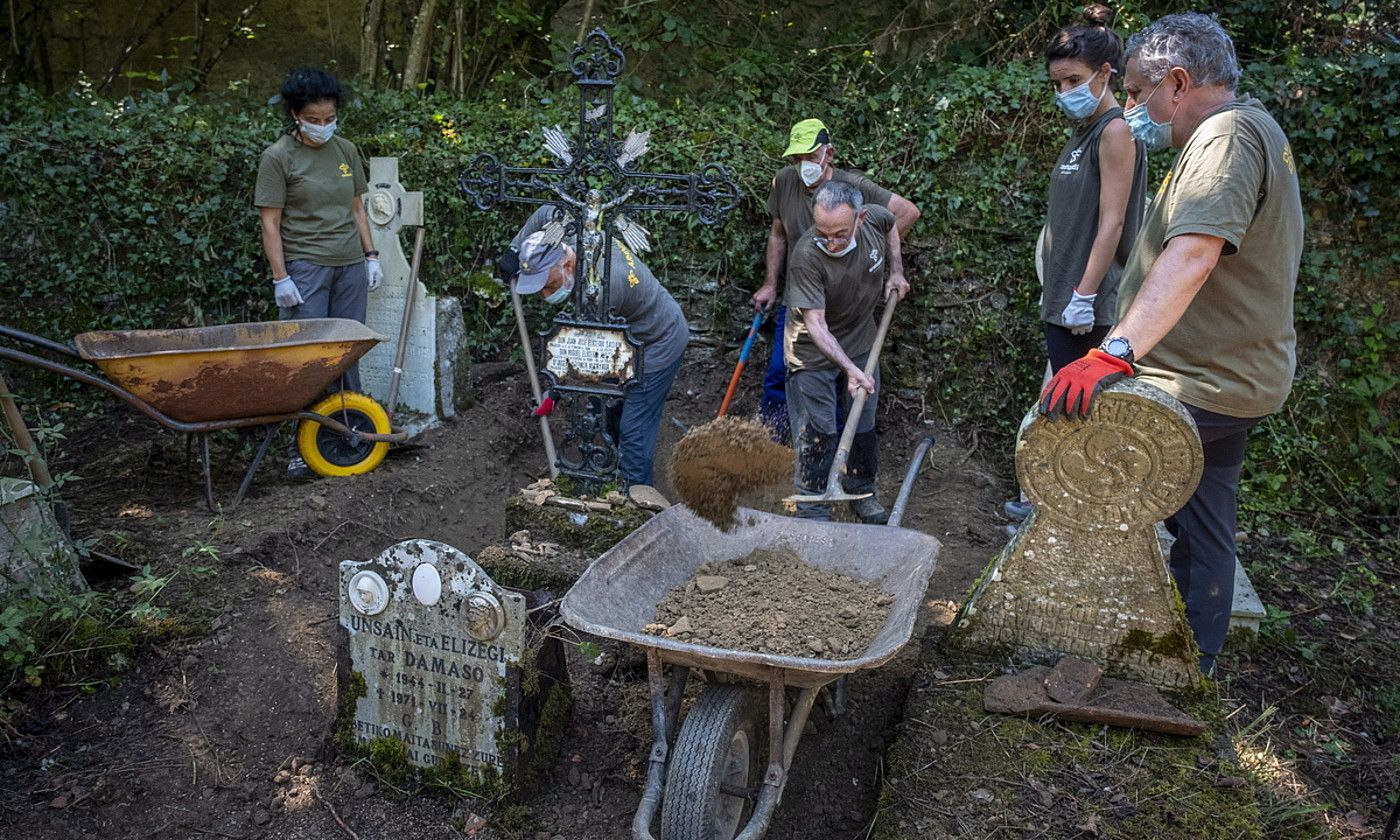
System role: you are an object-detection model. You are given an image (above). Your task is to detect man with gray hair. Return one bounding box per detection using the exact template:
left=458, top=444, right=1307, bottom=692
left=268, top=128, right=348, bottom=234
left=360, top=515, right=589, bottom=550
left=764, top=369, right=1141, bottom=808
left=1039, top=13, right=1304, bottom=675
left=785, top=179, right=909, bottom=522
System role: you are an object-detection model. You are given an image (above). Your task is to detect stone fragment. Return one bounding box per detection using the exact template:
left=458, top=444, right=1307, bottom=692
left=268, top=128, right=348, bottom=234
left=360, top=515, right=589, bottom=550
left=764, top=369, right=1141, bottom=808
left=1044, top=657, right=1103, bottom=704
left=695, top=575, right=729, bottom=594
left=665, top=616, right=692, bottom=637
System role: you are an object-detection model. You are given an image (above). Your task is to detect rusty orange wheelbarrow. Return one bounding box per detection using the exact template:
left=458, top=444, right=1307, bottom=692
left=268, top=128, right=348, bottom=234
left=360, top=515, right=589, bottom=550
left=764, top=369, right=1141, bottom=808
left=0, top=318, right=409, bottom=511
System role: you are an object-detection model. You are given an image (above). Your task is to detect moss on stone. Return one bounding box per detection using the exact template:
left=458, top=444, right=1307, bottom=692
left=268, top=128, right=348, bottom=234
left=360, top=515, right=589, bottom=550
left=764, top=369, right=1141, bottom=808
left=873, top=651, right=1266, bottom=839
left=333, top=670, right=368, bottom=754
left=421, top=750, right=510, bottom=801
left=503, top=495, right=650, bottom=557
left=524, top=683, right=572, bottom=786
left=366, top=736, right=412, bottom=786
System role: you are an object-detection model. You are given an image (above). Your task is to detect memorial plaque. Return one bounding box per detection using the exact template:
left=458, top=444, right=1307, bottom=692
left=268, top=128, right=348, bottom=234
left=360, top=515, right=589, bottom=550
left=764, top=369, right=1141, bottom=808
left=339, top=539, right=526, bottom=772
left=543, top=325, right=637, bottom=385
left=955, top=380, right=1205, bottom=689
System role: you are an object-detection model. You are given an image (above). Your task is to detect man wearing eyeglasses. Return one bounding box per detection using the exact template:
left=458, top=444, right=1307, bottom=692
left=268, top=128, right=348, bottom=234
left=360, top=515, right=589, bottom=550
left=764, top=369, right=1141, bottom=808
left=784, top=180, right=909, bottom=523
left=752, top=118, right=920, bottom=443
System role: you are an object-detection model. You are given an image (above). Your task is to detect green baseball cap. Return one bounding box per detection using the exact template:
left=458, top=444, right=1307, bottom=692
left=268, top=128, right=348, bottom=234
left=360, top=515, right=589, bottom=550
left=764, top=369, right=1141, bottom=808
left=781, top=118, right=831, bottom=157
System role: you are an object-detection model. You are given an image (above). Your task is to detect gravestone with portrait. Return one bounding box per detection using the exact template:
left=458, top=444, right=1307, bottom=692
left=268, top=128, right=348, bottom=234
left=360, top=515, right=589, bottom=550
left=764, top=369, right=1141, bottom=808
left=360, top=158, right=469, bottom=435
left=336, top=539, right=567, bottom=790
left=955, top=379, right=1205, bottom=689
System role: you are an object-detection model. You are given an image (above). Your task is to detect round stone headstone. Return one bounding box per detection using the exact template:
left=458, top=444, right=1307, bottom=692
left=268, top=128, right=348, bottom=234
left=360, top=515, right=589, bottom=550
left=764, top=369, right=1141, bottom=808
left=1017, top=379, right=1203, bottom=527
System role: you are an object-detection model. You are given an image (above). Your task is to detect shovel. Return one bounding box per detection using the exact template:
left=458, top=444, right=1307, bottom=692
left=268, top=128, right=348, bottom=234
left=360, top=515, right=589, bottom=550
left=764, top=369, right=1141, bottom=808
left=716, top=310, right=765, bottom=417
left=512, top=278, right=559, bottom=478
left=785, top=294, right=899, bottom=507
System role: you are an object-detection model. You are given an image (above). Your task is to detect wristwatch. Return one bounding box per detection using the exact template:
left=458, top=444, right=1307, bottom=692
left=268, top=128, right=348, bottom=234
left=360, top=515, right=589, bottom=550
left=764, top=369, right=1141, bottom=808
left=1099, top=335, right=1135, bottom=365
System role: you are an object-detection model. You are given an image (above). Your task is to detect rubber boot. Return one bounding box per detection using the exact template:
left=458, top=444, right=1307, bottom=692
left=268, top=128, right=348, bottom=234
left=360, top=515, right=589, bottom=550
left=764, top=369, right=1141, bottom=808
left=845, top=430, right=887, bottom=524
left=794, top=423, right=836, bottom=521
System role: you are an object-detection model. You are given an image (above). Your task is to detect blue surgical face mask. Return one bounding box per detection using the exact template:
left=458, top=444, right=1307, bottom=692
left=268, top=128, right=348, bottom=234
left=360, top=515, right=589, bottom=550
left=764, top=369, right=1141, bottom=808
left=299, top=119, right=337, bottom=145
left=1123, top=77, right=1178, bottom=152
left=1054, top=70, right=1108, bottom=121
left=544, top=278, right=573, bottom=305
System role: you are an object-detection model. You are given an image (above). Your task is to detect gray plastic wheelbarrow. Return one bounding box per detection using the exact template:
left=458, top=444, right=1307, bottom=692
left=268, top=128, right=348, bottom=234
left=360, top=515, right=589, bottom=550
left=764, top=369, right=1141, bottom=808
left=561, top=438, right=940, bottom=840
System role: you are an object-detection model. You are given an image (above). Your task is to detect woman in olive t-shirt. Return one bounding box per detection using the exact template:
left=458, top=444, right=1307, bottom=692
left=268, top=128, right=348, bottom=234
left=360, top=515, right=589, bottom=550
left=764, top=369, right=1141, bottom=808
left=254, top=68, right=381, bottom=389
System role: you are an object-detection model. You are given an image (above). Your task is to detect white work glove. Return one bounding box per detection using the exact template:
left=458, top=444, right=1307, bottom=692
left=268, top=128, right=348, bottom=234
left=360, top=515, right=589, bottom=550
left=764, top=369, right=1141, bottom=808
left=273, top=276, right=304, bottom=308
left=1061, top=290, right=1097, bottom=335
left=366, top=258, right=384, bottom=292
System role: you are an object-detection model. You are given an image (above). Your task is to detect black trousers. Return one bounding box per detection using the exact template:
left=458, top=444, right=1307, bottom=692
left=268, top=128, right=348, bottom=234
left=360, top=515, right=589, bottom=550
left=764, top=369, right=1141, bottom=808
left=1166, top=404, right=1264, bottom=671
left=1044, top=322, right=1111, bottom=373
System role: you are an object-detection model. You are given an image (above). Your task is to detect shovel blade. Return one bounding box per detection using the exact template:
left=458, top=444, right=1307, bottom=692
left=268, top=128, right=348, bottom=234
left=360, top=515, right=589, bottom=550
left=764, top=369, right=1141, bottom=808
left=783, top=490, right=873, bottom=505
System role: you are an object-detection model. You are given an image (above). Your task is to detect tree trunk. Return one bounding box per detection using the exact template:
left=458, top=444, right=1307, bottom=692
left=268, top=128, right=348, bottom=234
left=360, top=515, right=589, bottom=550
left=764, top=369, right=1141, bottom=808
left=400, top=0, right=440, bottom=90
left=190, top=0, right=263, bottom=91
left=99, top=0, right=189, bottom=96
left=358, top=0, right=383, bottom=85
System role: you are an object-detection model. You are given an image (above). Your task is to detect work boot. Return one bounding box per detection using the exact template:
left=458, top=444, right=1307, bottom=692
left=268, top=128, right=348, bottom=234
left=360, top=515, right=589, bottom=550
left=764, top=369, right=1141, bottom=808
left=1003, top=500, right=1033, bottom=522
left=851, top=495, right=889, bottom=525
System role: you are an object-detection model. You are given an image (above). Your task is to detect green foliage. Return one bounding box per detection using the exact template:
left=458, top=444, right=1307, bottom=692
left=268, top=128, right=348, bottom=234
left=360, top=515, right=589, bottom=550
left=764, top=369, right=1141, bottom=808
left=0, top=2, right=1395, bottom=533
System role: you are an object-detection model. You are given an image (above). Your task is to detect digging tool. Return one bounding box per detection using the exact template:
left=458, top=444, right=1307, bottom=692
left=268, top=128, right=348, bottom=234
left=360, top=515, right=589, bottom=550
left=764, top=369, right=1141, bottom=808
left=785, top=294, right=899, bottom=507
left=385, top=226, right=426, bottom=420
left=0, top=365, right=67, bottom=532
left=511, top=279, right=559, bottom=478
left=717, top=311, right=765, bottom=417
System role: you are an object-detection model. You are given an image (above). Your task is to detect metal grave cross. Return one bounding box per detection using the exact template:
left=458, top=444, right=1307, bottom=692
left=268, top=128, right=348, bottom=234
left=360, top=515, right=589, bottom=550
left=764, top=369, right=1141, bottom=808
left=458, top=28, right=740, bottom=487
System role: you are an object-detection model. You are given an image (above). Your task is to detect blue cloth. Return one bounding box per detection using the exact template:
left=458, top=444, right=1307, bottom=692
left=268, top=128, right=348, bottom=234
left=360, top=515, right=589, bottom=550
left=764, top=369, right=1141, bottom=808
left=279, top=258, right=369, bottom=392
left=607, top=354, right=684, bottom=487
left=758, top=305, right=790, bottom=441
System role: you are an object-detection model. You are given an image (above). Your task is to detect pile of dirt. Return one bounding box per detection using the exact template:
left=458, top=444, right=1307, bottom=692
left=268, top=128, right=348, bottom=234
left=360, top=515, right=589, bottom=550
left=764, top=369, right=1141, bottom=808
left=644, top=546, right=892, bottom=659
left=668, top=416, right=794, bottom=529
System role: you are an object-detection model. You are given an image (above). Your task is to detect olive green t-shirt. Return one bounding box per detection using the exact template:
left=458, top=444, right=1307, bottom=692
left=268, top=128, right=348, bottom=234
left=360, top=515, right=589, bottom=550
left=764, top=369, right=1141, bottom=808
left=783, top=205, right=896, bottom=372
left=1118, top=97, right=1303, bottom=418
left=254, top=133, right=369, bottom=267
left=767, top=166, right=893, bottom=263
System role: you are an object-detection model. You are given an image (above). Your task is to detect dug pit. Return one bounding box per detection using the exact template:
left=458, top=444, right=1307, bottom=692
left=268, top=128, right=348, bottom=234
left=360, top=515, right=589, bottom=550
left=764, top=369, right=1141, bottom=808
left=644, top=546, right=891, bottom=659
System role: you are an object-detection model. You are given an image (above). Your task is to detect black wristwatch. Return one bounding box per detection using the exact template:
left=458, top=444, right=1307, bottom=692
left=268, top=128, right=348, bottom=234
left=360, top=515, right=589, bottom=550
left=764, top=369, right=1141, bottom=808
left=1099, top=335, right=1135, bottom=365
left=364, top=250, right=380, bottom=258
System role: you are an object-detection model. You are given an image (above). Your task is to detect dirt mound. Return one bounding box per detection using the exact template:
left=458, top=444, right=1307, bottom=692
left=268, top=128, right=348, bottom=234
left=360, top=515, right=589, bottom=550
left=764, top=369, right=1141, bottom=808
left=668, top=416, right=794, bottom=529
left=644, top=546, right=891, bottom=659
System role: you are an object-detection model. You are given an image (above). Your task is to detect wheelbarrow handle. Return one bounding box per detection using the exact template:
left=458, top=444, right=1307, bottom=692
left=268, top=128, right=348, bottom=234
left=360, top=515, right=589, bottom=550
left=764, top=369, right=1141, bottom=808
left=0, top=324, right=80, bottom=358
left=717, top=311, right=765, bottom=418
left=887, top=436, right=934, bottom=529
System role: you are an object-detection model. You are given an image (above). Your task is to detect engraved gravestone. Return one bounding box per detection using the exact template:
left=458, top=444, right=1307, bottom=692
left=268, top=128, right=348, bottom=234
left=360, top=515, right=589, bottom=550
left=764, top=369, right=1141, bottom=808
left=339, top=539, right=527, bottom=773
left=955, top=380, right=1204, bottom=689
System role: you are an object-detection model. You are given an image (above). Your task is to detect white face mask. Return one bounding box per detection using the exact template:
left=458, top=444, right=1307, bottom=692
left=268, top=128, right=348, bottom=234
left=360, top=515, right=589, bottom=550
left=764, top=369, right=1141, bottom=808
left=298, top=119, right=337, bottom=145
left=814, top=235, right=858, bottom=258
left=798, top=160, right=824, bottom=187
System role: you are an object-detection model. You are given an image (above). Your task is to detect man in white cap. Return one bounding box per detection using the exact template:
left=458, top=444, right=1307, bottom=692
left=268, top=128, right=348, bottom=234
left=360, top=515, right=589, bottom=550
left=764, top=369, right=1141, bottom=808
left=752, top=118, right=920, bottom=441
left=511, top=220, right=688, bottom=500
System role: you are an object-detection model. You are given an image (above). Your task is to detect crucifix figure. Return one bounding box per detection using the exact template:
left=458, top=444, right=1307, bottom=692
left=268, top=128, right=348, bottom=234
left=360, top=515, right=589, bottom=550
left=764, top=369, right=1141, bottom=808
left=458, top=28, right=740, bottom=487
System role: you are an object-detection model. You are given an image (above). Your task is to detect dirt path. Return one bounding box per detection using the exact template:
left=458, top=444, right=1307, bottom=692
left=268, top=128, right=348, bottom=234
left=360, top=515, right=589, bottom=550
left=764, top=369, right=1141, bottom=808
left=1, top=343, right=1009, bottom=840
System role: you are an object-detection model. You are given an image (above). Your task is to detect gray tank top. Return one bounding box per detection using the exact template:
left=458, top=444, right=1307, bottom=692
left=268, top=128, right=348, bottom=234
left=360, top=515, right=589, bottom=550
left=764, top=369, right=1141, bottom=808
left=1040, top=107, right=1147, bottom=326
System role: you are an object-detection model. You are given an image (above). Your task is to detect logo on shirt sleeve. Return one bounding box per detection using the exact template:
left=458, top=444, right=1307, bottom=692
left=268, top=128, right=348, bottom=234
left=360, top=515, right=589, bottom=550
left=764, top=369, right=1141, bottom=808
left=339, top=163, right=352, bottom=178
left=867, top=247, right=884, bottom=273
left=1058, top=147, right=1084, bottom=175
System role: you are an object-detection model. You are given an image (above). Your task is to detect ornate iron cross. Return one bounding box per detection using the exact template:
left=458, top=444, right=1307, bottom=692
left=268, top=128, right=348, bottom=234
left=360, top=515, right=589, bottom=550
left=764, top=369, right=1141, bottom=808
left=458, top=28, right=740, bottom=487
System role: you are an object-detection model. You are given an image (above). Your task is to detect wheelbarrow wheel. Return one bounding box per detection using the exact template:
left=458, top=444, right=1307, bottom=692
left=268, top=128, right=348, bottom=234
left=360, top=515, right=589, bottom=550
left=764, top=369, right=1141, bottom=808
left=660, top=684, right=759, bottom=840
left=297, top=391, right=391, bottom=477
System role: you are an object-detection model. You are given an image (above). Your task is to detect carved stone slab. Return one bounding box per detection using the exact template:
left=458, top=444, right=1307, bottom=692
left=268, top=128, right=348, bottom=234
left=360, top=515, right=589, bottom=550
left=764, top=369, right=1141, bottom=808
left=339, top=539, right=526, bottom=772
left=956, top=380, right=1205, bottom=689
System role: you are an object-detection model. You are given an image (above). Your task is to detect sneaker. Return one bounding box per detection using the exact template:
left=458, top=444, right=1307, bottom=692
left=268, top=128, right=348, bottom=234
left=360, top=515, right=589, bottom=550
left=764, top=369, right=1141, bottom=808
left=286, top=455, right=315, bottom=480
left=851, top=495, right=889, bottom=525
left=1003, top=500, right=1032, bottom=522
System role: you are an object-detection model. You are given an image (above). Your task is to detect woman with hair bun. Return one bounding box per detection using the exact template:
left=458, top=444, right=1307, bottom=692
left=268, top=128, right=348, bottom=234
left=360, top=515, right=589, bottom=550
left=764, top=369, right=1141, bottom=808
left=1041, top=4, right=1146, bottom=369
left=1005, top=5, right=1146, bottom=523
left=254, top=67, right=382, bottom=478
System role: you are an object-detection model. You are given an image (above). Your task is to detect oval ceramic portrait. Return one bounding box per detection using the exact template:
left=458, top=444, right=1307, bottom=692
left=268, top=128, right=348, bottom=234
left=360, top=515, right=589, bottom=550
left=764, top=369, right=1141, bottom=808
left=411, top=563, right=443, bottom=606
left=348, top=571, right=389, bottom=615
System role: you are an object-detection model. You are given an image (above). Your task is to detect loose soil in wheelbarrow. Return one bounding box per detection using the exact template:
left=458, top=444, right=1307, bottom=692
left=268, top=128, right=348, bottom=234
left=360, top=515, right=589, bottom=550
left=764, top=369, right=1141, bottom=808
left=644, top=546, right=893, bottom=658
left=668, top=415, right=794, bottom=530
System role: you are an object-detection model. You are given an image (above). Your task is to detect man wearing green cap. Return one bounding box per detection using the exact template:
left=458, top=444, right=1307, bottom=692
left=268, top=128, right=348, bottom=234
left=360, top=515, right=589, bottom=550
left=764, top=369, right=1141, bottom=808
left=753, top=118, right=920, bottom=441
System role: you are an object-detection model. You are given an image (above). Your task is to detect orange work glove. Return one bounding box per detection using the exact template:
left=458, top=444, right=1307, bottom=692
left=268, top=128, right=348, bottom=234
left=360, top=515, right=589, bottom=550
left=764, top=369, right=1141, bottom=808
left=1039, top=349, right=1134, bottom=418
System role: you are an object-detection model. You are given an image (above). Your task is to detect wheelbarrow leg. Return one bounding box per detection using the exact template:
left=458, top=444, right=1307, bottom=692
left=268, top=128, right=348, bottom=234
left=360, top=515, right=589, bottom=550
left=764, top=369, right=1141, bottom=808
left=633, top=647, right=684, bottom=840
left=228, top=423, right=279, bottom=512
left=732, top=672, right=819, bottom=840
left=200, top=434, right=216, bottom=513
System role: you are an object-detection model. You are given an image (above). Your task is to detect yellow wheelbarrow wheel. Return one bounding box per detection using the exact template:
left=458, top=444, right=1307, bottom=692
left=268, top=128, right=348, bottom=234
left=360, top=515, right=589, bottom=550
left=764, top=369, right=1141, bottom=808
left=297, top=391, right=391, bottom=477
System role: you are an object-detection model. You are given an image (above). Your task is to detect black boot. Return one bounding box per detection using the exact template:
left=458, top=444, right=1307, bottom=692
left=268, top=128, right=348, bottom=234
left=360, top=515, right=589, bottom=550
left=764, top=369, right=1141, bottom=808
left=846, top=430, right=888, bottom=524
left=795, top=423, right=837, bottom=521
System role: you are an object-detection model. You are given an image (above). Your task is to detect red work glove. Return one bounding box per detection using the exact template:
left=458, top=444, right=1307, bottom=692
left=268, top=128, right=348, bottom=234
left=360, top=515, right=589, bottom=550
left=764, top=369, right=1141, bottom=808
left=531, top=393, right=555, bottom=417
left=1039, top=349, right=1134, bottom=418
